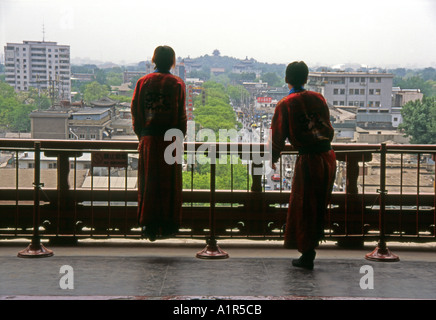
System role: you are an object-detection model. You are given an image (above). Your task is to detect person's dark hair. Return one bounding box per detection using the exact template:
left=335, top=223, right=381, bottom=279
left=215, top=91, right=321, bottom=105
left=152, top=45, right=176, bottom=72
left=285, top=61, right=309, bottom=88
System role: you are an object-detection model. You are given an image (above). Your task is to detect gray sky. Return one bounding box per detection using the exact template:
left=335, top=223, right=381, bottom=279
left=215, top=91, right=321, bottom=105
left=1, top=0, right=436, bottom=68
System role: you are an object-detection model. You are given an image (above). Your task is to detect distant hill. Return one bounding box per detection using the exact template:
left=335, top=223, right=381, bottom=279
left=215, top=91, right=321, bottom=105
left=181, top=53, right=286, bottom=75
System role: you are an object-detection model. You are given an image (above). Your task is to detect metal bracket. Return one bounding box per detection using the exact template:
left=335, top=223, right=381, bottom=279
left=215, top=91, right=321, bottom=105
left=376, top=188, right=388, bottom=195
left=33, top=182, right=45, bottom=188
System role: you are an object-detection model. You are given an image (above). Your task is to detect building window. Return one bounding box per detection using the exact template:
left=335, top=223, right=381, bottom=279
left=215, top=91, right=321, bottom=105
left=360, top=89, right=365, bottom=95
left=354, top=89, right=360, bottom=95
left=28, top=163, right=34, bottom=169
left=369, top=89, right=374, bottom=95
left=375, top=89, right=381, bottom=95
left=340, top=89, right=345, bottom=95
left=49, top=163, right=57, bottom=169
left=333, top=89, right=339, bottom=95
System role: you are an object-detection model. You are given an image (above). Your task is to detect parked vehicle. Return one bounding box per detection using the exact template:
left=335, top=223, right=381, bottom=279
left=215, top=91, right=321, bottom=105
left=271, top=174, right=281, bottom=182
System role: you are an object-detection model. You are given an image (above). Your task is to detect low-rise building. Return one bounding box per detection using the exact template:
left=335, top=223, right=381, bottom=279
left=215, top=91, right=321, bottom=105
left=307, top=71, right=393, bottom=110
left=391, top=87, right=424, bottom=128
left=30, top=98, right=122, bottom=140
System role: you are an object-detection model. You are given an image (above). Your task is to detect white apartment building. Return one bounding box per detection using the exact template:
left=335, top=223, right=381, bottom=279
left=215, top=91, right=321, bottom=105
left=307, top=71, right=393, bottom=112
left=4, top=41, right=71, bottom=101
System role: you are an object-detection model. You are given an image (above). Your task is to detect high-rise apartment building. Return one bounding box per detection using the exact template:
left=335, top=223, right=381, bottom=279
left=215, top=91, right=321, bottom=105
left=4, top=41, right=71, bottom=101
left=307, top=71, right=393, bottom=112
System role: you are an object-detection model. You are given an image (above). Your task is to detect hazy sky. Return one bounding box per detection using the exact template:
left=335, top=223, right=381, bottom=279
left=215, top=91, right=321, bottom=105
left=1, top=0, right=436, bottom=68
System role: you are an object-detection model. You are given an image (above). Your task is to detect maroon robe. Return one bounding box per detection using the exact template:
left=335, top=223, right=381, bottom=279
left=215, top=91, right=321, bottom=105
left=270, top=90, right=336, bottom=253
left=131, top=71, right=187, bottom=235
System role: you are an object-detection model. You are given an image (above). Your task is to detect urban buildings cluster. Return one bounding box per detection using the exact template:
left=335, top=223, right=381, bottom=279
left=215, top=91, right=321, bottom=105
left=2, top=40, right=424, bottom=144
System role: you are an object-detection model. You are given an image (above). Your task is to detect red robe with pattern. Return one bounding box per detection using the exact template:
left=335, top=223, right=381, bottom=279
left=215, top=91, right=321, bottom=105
left=270, top=90, right=336, bottom=253
left=131, top=72, right=186, bottom=235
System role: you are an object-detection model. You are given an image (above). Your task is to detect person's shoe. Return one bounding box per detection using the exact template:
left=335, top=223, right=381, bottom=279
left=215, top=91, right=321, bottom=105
left=141, top=226, right=156, bottom=242
left=292, top=250, right=316, bottom=270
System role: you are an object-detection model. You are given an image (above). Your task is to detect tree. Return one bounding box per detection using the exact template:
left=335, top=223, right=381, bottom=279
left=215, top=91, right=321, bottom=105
left=227, top=84, right=250, bottom=108
left=394, top=76, right=435, bottom=97
left=0, top=81, right=46, bottom=132
left=128, top=74, right=142, bottom=89
left=83, top=81, right=109, bottom=102
left=261, top=72, right=283, bottom=87
left=94, top=69, right=107, bottom=85
left=399, top=97, right=436, bottom=144
left=228, top=72, right=256, bottom=83
left=182, top=157, right=251, bottom=190
left=192, top=81, right=240, bottom=132
left=106, top=72, right=123, bottom=86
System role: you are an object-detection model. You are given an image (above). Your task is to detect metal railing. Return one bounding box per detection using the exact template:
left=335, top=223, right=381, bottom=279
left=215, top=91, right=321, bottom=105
left=0, top=139, right=435, bottom=254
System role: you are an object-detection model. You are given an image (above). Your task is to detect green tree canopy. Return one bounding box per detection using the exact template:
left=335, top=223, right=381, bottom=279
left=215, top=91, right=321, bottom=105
left=227, top=84, right=250, bottom=107
left=399, top=97, right=436, bottom=144
left=393, top=75, right=436, bottom=97
left=83, top=81, right=110, bottom=103
left=0, top=81, right=49, bottom=132
left=193, top=81, right=240, bottom=132
left=261, top=72, right=283, bottom=87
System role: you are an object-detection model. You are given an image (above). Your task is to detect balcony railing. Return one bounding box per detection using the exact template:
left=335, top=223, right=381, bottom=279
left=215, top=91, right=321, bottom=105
left=0, top=138, right=435, bottom=249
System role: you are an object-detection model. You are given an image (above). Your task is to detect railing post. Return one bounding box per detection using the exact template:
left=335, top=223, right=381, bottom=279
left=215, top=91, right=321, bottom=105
left=196, top=144, right=229, bottom=259
left=365, top=143, right=399, bottom=262
left=335, top=151, right=372, bottom=247
left=18, top=141, right=54, bottom=258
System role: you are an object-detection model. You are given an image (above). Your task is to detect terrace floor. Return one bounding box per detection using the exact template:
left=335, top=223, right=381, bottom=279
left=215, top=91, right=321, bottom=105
left=1, top=238, right=436, bottom=301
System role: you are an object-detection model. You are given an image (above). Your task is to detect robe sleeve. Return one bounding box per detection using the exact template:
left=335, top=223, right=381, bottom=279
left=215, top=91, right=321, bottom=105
left=131, top=79, right=142, bottom=138
left=177, top=81, right=187, bottom=136
left=269, top=100, right=290, bottom=164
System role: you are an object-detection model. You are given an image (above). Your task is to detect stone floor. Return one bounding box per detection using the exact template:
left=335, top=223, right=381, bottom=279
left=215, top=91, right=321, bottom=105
left=1, top=238, right=436, bottom=300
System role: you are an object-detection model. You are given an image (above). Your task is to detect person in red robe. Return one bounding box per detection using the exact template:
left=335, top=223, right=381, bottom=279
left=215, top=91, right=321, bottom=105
left=131, top=46, right=187, bottom=241
left=269, top=61, right=336, bottom=269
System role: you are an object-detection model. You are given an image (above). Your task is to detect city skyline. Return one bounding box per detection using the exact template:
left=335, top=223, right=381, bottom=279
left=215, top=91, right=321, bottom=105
left=1, top=0, right=436, bottom=68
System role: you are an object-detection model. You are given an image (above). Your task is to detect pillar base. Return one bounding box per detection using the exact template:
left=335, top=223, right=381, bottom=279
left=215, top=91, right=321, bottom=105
left=18, top=243, right=54, bottom=258
left=365, top=246, right=399, bottom=262
left=196, top=238, right=229, bottom=259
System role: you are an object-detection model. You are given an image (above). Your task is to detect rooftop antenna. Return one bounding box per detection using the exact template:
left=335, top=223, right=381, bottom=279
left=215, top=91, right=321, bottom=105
left=42, top=20, right=45, bottom=42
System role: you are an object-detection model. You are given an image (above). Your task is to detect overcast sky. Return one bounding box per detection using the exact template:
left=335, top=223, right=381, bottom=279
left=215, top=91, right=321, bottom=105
left=1, top=0, right=436, bottom=68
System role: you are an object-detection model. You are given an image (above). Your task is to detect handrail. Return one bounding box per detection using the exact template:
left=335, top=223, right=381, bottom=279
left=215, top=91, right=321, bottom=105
left=0, top=138, right=435, bottom=252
